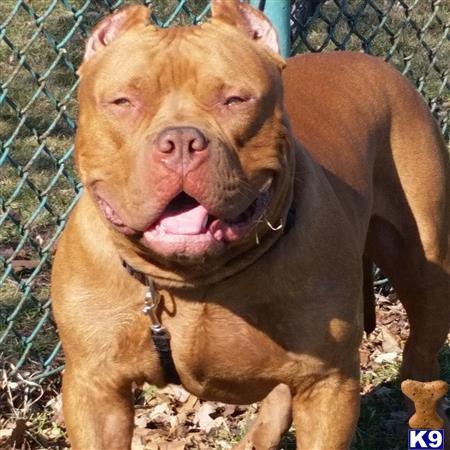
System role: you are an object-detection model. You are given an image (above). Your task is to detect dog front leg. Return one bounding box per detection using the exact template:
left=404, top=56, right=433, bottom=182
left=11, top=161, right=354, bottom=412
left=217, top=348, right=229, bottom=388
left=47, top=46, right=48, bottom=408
left=63, top=365, right=134, bottom=450
left=293, top=372, right=360, bottom=450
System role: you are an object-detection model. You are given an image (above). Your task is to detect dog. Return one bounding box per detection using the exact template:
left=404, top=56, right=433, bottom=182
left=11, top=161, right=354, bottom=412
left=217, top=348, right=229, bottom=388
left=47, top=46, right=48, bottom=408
left=51, top=1, right=450, bottom=448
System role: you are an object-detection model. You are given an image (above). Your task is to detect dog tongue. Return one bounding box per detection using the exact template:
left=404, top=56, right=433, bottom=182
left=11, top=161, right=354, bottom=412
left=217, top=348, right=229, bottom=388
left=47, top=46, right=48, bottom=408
left=159, top=204, right=209, bottom=235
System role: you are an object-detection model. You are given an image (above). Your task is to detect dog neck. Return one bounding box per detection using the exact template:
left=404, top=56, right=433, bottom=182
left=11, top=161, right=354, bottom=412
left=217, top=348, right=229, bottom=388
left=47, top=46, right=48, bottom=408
left=115, top=197, right=296, bottom=290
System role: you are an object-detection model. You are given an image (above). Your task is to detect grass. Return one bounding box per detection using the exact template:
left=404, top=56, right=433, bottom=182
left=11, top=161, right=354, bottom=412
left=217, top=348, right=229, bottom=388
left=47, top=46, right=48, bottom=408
left=0, top=0, right=449, bottom=448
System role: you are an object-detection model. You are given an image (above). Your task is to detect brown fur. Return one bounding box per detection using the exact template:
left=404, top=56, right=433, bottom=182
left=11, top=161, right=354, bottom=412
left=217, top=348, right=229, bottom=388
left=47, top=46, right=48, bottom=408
left=52, top=2, right=450, bottom=449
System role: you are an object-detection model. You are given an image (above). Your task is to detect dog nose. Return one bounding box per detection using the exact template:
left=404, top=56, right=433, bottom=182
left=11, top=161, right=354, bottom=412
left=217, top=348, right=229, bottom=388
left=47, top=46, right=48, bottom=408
left=157, top=127, right=208, bottom=154
left=155, top=127, right=209, bottom=173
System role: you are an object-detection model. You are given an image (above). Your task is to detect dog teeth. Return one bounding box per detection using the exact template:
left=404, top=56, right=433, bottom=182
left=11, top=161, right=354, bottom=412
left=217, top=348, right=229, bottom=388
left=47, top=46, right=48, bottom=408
left=202, top=216, right=209, bottom=230
left=157, top=224, right=166, bottom=235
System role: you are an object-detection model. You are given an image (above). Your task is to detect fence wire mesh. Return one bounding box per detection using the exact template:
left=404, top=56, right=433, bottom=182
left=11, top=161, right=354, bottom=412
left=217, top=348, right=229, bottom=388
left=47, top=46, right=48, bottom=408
left=0, top=0, right=448, bottom=391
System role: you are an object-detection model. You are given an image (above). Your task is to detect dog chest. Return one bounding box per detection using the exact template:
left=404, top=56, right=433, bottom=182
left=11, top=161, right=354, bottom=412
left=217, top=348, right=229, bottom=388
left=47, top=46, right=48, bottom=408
left=155, top=295, right=359, bottom=404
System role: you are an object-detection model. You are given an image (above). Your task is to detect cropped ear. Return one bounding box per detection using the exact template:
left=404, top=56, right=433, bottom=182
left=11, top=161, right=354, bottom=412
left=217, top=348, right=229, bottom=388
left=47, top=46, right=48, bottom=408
left=211, top=0, right=280, bottom=56
left=83, top=5, right=150, bottom=63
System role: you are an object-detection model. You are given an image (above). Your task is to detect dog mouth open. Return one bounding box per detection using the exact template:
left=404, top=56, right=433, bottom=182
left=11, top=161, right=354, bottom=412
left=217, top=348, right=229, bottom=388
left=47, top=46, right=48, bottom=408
left=97, top=181, right=272, bottom=258
left=142, top=183, right=271, bottom=257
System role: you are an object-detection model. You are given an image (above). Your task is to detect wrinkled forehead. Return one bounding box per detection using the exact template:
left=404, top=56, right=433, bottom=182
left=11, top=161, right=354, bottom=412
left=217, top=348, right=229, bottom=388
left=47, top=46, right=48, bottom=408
left=85, top=22, right=276, bottom=94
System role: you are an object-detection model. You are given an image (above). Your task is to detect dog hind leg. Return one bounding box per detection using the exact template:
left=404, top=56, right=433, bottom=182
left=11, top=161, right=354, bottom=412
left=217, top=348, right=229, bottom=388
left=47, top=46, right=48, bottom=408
left=366, top=214, right=450, bottom=447
left=366, top=215, right=449, bottom=382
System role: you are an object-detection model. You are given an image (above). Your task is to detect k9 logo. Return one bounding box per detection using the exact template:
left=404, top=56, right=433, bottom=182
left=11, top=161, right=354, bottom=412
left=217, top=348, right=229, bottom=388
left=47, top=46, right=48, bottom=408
left=408, top=429, right=444, bottom=449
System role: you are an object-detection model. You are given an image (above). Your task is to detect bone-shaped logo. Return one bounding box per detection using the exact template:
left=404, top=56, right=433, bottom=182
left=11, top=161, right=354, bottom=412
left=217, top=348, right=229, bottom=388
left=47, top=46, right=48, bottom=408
left=401, top=379, right=448, bottom=429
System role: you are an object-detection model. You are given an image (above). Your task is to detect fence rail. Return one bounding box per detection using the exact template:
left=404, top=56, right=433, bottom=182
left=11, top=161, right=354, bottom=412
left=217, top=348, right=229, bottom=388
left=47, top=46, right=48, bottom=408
left=0, top=0, right=448, bottom=392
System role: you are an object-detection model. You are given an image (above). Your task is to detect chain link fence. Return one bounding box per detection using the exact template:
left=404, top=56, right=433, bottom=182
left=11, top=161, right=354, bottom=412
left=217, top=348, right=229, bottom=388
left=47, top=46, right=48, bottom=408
left=0, top=0, right=448, bottom=395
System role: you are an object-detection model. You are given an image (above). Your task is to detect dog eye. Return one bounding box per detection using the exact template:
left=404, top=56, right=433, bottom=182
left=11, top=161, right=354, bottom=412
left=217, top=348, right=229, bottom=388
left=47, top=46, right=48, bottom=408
left=112, top=97, right=132, bottom=106
left=224, top=96, right=247, bottom=106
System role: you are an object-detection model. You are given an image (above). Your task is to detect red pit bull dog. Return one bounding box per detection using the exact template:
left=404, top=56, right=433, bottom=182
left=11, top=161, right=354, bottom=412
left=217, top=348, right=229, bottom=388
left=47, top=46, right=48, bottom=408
left=51, top=1, right=450, bottom=449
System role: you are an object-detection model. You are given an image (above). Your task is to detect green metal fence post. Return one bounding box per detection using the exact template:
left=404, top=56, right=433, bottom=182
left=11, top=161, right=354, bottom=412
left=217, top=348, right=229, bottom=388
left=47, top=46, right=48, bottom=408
left=250, top=0, right=291, bottom=58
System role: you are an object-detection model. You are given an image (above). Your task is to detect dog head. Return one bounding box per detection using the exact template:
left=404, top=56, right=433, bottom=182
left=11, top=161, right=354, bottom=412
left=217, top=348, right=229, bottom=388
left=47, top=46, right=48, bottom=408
left=75, top=1, right=295, bottom=280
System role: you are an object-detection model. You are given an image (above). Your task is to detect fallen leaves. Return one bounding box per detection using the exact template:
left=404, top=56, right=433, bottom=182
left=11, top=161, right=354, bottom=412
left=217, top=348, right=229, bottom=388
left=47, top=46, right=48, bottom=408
left=359, top=293, right=406, bottom=372
left=131, top=384, right=257, bottom=450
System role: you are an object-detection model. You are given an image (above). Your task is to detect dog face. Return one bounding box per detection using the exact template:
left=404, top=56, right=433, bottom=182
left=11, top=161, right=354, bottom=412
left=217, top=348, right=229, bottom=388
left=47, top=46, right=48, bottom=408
left=75, top=1, right=294, bottom=265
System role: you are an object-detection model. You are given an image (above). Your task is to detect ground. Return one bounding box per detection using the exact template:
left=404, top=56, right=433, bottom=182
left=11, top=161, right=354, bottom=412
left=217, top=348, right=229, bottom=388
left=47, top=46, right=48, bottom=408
left=1, top=291, right=449, bottom=450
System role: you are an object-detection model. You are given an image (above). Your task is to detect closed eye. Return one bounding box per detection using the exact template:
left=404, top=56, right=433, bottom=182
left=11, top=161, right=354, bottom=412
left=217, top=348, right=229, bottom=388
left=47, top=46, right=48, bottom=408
left=112, top=97, right=132, bottom=106
left=224, top=96, right=247, bottom=106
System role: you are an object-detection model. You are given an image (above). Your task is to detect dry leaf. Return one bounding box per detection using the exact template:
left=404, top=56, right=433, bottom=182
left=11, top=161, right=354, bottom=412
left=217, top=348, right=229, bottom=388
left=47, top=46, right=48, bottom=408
left=135, top=413, right=149, bottom=429
left=178, top=394, right=199, bottom=414
left=222, top=404, right=238, bottom=417
left=380, top=325, right=401, bottom=354
left=374, top=352, right=398, bottom=364
left=163, top=385, right=190, bottom=403
left=159, top=441, right=186, bottom=450
left=194, top=403, right=217, bottom=433
left=149, top=402, right=172, bottom=422
left=12, top=259, right=39, bottom=273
